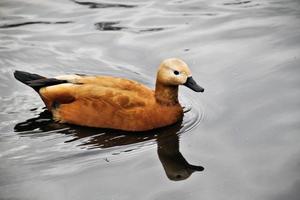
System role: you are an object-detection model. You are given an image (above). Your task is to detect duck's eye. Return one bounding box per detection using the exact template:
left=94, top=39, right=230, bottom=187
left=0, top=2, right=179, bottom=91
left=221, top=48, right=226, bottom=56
left=174, top=70, right=180, bottom=75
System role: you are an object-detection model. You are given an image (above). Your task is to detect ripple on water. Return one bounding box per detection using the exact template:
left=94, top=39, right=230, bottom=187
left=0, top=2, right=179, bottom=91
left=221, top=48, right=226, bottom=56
left=94, top=21, right=166, bottom=33
left=0, top=21, right=73, bottom=29
left=71, top=0, right=138, bottom=9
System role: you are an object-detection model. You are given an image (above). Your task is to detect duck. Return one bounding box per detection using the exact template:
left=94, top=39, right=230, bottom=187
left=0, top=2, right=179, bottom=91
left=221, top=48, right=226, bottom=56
left=14, top=58, right=204, bottom=131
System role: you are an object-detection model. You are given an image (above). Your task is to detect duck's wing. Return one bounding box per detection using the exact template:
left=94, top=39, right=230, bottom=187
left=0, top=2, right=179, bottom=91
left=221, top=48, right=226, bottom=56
left=40, top=75, right=153, bottom=109
left=39, top=82, right=154, bottom=129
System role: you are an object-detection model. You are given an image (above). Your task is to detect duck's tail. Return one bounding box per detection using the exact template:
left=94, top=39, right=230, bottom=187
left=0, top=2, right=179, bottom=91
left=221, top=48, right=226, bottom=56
left=14, top=70, right=67, bottom=92
left=14, top=70, right=46, bottom=85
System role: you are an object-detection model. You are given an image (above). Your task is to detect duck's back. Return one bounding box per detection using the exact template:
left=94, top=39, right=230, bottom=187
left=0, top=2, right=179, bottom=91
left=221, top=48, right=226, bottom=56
left=54, top=74, right=153, bottom=96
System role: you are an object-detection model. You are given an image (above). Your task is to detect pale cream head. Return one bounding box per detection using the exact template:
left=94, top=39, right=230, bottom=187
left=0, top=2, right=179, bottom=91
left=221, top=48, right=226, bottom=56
left=156, top=58, right=192, bottom=86
left=156, top=58, right=204, bottom=92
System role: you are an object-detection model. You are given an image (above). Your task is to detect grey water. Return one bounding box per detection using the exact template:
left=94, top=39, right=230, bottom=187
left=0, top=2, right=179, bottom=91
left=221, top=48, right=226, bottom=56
left=0, top=0, right=300, bottom=199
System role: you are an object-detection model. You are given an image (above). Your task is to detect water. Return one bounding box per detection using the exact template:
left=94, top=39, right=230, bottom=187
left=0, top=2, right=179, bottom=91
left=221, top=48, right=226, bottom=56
left=0, top=0, right=300, bottom=199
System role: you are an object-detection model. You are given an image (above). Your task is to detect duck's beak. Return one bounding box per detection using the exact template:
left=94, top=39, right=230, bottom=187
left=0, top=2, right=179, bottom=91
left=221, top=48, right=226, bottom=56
left=184, top=76, right=204, bottom=92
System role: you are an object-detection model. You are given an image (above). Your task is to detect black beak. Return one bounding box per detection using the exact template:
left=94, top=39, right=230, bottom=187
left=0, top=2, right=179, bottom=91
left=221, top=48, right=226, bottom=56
left=183, top=76, right=204, bottom=92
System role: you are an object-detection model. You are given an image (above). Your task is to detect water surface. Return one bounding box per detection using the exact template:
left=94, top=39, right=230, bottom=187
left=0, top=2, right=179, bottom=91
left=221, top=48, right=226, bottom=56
left=1, top=0, right=300, bottom=199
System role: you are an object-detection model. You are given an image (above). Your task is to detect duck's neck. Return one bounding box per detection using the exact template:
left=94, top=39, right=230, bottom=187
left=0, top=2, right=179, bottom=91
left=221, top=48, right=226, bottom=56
left=155, top=81, right=179, bottom=105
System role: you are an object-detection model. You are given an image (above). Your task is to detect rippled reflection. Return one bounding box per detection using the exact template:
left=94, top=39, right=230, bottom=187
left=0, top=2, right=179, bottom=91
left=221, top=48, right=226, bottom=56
left=157, top=130, right=204, bottom=181
left=71, top=0, right=137, bottom=9
left=94, top=21, right=165, bottom=33
left=223, top=0, right=251, bottom=5
left=0, top=21, right=72, bottom=29
left=94, top=22, right=125, bottom=31
left=14, top=109, right=204, bottom=181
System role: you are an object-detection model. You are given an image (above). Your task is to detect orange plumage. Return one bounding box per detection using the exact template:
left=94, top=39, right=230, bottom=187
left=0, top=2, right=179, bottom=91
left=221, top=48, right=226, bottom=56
left=14, top=58, right=204, bottom=131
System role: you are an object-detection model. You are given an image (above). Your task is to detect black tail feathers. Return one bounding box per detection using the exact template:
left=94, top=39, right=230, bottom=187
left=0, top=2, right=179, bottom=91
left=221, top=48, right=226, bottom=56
left=14, top=70, right=68, bottom=92
left=14, top=70, right=45, bottom=84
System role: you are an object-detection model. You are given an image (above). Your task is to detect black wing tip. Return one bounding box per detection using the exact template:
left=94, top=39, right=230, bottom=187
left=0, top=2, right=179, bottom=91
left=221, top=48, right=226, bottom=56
left=13, top=71, right=69, bottom=91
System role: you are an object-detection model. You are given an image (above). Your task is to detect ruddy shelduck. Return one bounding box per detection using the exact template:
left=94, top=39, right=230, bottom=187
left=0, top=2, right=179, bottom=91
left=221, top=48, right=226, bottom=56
left=14, top=58, right=204, bottom=131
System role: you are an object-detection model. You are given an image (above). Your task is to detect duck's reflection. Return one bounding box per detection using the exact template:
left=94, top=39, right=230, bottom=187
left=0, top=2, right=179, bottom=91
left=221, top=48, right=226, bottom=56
left=157, top=132, right=204, bottom=181
left=14, top=110, right=204, bottom=181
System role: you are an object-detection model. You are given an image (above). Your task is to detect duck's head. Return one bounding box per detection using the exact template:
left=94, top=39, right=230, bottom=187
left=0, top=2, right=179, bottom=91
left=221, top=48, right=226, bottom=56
left=157, top=58, right=204, bottom=92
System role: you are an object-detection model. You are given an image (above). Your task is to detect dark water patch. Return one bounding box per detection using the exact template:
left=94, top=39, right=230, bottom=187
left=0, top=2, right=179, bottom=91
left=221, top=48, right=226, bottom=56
left=242, top=3, right=260, bottom=8
left=71, top=0, right=137, bottom=9
left=94, top=21, right=125, bottom=31
left=0, top=21, right=72, bottom=29
left=94, top=21, right=165, bottom=33
left=139, top=27, right=165, bottom=33
left=223, top=0, right=252, bottom=5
